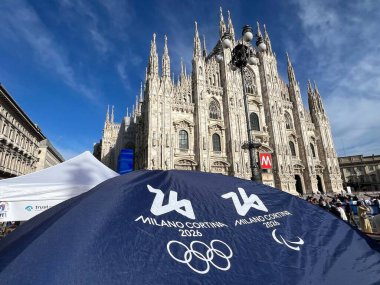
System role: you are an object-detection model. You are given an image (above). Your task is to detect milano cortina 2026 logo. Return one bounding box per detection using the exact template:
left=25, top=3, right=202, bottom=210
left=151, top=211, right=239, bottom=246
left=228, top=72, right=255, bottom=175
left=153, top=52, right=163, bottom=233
left=135, top=184, right=304, bottom=274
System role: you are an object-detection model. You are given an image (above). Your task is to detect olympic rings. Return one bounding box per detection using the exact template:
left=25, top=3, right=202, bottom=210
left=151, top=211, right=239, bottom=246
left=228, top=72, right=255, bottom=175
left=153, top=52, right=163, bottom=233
left=166, top=239, right=233, bottom=274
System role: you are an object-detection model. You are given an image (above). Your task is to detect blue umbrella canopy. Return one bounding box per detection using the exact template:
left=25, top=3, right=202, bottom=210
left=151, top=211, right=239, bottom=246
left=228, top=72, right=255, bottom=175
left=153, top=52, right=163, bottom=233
left=1, top=170, right=380, bottom=284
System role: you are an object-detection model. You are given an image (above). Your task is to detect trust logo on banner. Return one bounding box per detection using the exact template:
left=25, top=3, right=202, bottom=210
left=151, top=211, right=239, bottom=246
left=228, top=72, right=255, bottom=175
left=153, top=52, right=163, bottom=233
left=221, top=187, right=268, bottom=216
left=147, top=185, right=196, bottom=220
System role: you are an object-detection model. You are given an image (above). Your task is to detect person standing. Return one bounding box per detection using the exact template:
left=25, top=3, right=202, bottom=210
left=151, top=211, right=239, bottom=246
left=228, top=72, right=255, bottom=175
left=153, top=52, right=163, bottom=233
left=336, top=202, right=348, bottom=222
left=344, top=198, right=357, bottom=226
left=357, top=201, right=373, bottom=233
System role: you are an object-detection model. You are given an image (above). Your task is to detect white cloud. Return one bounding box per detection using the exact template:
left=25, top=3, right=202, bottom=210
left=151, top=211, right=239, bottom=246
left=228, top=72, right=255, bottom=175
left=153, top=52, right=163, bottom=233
left=116, top=59, right=131, bottom=91
left=0, top=1, right=100, bottom=102
left=291, top=0, right=380, bottom=156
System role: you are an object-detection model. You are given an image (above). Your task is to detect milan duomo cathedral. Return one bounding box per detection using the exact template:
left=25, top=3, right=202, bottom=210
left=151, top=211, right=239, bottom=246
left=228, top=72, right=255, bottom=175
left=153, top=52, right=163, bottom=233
left=94, top=9, right=343, bottom=195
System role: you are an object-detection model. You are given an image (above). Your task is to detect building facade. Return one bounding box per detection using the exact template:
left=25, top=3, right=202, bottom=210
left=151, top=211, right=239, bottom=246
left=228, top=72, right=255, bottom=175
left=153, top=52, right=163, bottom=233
left=35, top=139, right=65, bottom=171
left=339, top=155, right=380, bottom=193
left=0, top=84, right=64, bottom=179
left=96, top=10, right=343, bottom=195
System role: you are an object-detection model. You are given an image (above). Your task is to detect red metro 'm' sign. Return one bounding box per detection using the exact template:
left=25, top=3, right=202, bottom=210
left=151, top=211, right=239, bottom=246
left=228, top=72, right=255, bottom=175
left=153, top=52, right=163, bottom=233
left=260, top=153, right=272, bottom=169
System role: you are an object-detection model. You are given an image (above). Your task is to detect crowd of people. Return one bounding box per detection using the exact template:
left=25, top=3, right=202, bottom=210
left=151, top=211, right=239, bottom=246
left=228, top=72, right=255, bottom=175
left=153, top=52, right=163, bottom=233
left=305, top=193, right=380, bottom=234
left=0, top=221, right=20, bottom=239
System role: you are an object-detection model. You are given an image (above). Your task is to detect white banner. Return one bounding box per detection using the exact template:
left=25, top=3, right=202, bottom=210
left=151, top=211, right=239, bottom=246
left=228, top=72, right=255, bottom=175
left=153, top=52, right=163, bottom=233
left=0, top=200, right=63, bottom=222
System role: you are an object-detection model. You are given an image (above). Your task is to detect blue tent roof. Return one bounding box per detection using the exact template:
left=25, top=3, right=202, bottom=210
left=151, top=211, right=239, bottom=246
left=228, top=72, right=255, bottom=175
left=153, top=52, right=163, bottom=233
left=1, top=170, right=380, bottom=284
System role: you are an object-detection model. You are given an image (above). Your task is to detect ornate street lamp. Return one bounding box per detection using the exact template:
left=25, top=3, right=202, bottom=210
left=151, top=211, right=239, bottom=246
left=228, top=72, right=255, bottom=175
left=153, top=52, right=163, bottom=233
left=217, top=25, right=267, bottom=182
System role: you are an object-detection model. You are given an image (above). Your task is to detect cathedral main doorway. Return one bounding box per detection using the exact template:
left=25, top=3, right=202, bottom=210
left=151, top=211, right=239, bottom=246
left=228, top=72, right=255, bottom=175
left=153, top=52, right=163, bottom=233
left=295, top=175, right=303, bottom=195
left=317, top=175, right=324, bottom=194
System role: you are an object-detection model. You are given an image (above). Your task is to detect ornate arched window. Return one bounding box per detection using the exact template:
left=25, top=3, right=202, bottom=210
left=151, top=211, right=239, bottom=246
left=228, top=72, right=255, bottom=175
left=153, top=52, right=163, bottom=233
left=212, top=133, right=221, bottom=152
left=249, top=112, right=260, bottom=131
left=209, top=99, right=221, bottom=119
left=310, top=143, right=316, bottom=157
left=244, top=69, right=256, bottom=94
left=289, top=141, right=296, bottom=157
left=179, top=130, right=188, bottom=150
left=285, top=112, right=293, bottom=129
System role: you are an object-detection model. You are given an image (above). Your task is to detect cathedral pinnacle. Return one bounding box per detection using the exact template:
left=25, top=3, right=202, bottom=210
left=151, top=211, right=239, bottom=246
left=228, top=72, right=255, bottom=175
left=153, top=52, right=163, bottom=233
left=126, top=107, right=129, bottom=117
left=135, top=96, right=139, bottom=113
left=263, top=24, right=272, bottom=54
left=257, top=22, right=262, bottom=37
left=227, top=10, right=235, bottom=42
left=111, top=105, right=114, bottom=123
left=307, top=80, right=313, bottom=94
left=313, top=80, right=320, bottom=94
left=106, top=105, right=110, bottom=123
left=147, top=33, right=159, bottom=77
left=162, top=35, right=171, bottom=78
left=139, top=81, right=143, bottom=102
left=219, top=7, right=226, bottom=37
left=203, top=35, right=207, bottom=57
left=286, top=52, right=297, bottom=84
left=286, top=51, right=291, bottom=66
left=193, top=21, right=202, bottom=58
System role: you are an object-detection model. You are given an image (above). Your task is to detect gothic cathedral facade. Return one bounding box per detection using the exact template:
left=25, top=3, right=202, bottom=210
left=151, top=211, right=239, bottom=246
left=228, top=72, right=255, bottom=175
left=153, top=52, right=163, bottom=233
left=95, top=10, right=343, bottom=195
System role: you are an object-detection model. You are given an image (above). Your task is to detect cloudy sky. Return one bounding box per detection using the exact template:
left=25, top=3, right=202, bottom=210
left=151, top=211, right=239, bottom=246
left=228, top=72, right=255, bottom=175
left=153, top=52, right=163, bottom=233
left=0, top=0, right=379, bottom=159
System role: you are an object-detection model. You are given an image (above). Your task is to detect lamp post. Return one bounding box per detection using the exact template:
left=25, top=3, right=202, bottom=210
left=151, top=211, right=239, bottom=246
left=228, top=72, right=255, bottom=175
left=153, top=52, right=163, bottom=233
left=216, top=25, right=267, bottom=182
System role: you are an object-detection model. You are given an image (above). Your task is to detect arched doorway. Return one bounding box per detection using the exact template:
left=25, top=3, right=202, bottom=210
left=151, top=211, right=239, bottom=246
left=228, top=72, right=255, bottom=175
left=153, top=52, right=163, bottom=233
left=317, top=175, right=324, bottom=194
left=295, top=175, right=303, bottom=195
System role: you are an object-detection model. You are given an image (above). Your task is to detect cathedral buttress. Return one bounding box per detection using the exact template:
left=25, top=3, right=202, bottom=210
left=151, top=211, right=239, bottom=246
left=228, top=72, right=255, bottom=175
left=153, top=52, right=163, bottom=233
left=287, top=54, right=319, bottom=194
left=192, top=21, right=208, bottom=171
left=308, top=82, right=342, bottom=193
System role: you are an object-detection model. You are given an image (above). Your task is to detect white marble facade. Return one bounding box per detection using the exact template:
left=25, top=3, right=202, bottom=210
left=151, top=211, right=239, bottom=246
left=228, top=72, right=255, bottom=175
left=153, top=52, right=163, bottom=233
left=98, top=9, right=343, bottom=195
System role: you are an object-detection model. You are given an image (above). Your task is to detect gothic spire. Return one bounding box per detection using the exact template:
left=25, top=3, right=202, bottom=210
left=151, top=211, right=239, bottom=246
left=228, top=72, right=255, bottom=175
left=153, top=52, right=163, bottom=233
left=139, top=81, right=143, bottom=102
left=314, top=80, right=320, bottom=95
left=126, top=107, right=129, bottom=117
left=193, top=21, right=202, bottom=58
left=307, top=80, right=313, bottom=95
left=180, top=58, right=184, bottom=76
left=219, top=7, right=226, bottom=37
left=203, top=35, right=207, bottom=57
left=286, top=51, right=291, bottom=66
left=162, top=35, right=171, bottom=78
left=180, top=58, right=186, bottom=82
left=111, top=105, right=114, bottom=123
left=286, top=52, right=296, bottom=84
left=106, top=105, right=110, bottom=123
left=257, top=21, right=262, bottom=37
left=263, top=24, right=272, bottom=54
left=308, top=80, right=325, bottom=115
left=227, top=10, right=235, bottom=42
left=147, top=33, right=159, bottom=77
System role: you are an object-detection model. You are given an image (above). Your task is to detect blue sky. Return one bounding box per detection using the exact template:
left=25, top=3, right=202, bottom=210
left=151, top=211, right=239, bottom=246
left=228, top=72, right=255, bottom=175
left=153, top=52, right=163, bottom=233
left=0, top=0, right=379, bottom=159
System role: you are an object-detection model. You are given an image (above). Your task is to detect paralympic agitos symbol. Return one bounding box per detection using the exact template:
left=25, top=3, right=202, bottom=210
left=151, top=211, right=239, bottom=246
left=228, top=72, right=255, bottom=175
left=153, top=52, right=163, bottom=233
left=271, top=229, right=304, bottom=251
left=147, top=185, right=196, bottom=220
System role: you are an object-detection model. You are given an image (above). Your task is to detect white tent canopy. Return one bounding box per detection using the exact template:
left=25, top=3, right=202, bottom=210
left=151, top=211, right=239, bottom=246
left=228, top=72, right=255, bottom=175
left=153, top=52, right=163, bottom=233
left=0, top=151, right=118, bottom=222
